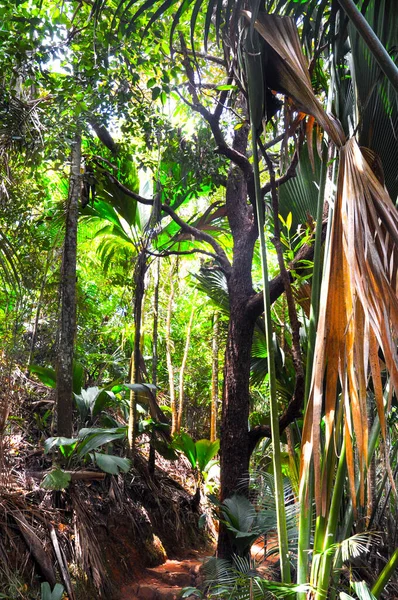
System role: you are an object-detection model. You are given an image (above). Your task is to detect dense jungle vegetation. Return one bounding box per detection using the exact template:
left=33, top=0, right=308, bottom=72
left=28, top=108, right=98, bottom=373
left=1, top=0, right=398, bottom=598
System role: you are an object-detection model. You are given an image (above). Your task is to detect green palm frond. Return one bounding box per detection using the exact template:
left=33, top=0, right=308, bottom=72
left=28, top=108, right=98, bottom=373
left=193, top=266, right=229, bottom=313
left=348, top=0, right=398, bottom=201
left=0, top=89, right=44, bottom=155
left=278, top=141, right=323, bottom=231
left=235, top=471, right=299, bottom=552
left=107, top=0, right=331, bottom=52
left=339, top=532, right=381, bottom=564
left=0, top=230, right=21, bottom=296
left=204, top=554, right=310, bottom=599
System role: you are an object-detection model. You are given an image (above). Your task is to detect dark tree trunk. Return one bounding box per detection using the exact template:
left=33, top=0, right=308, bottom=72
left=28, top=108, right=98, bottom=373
left=217, top=125, right=258, bottom=558
left=56, top=132, right=81, bottom=438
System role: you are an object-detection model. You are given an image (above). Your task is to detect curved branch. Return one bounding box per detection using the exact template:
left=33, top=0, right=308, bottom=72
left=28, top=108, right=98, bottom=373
left=246, top=220, right=327, bottom=320
left=248, top=387, right=305, bottom=454
left=95, top=164, right=232, bottom=274
left=146, top=248, right=217, bottom=259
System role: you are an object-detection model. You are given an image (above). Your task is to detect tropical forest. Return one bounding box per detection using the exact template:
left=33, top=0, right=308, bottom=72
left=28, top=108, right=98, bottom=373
left=1, top=0, right=398, bottom=598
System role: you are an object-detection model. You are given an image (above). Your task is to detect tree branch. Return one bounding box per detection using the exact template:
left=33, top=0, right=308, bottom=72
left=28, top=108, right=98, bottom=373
left=261, top=148, right=299, bottom=197
left=177, top=36, right=253, bottom=179
left=248, top=387, right=305, bottom=454
left=146, top=248, right=217, bottom=260
left=172, top=47, right=226, bottom=66
left=94, top=163, right=231, bottom=274
left=89, top=119, right=119, bottom=154
left=246, top=220, right=327, bottom=320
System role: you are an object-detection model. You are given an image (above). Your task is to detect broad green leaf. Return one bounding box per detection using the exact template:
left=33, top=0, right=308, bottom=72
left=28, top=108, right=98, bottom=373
left=78, top=427, right=127, bottom=438
left=93, top=452, right=131, bottom=474
left=74, top=387, right=113, bottom=419
left=195, top=439, right=220, bottom=472
left=172, top=432, right=197, bottom=469
left=30, top=365, right=56, bottom=388
left=221, top=494, right=256, bottom=533
left=41, top=469, right=71, bottom=491
left=152, top=439, right=179, bottom=461
left=44, top=437, right=77, bottom=454
left=124, top=383, right=156, bottom=393
left=198, top=514, right=207, bottom=529
left=72, top=360, right=84, bottom=395
left=181, top=587, right=203, bottom=598
left=77, top=428, right=126, bottom=456
left=40, top=583, right=65, bottom=600
left=215, top=84, right=237, bottom=91
left=352, top=582, right=377, bottom=600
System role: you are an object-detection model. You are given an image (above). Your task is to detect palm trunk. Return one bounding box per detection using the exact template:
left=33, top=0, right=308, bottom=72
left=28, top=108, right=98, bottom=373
left=210, top=311, right=219, bottom=442
left=128, top=249, right=147, bottom=453
left=56, top=131, right=81, bottom=438
left=176, top=293, right=196, bottom=433
left=165, top=257, right=177, bottom=435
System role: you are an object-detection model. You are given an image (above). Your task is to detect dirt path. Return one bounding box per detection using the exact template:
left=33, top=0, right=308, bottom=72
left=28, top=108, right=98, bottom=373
left=119, top=550, right=211, bottom=600
left=118, top=537, right=279, bottom=599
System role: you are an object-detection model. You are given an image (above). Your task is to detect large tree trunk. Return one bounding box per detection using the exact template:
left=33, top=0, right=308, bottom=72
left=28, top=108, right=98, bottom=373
left=217, top=125, right=258, bottom=558
left=56, top=132, right=81, bottom=438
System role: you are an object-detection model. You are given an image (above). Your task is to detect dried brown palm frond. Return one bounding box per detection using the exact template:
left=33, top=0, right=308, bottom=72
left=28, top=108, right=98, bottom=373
left=0, top=354, right=13, bottom=490
left=71, top=491, right=114, bottom=597
left=242, top=10, right=398, bottom=519
left=242, top=11, right=346, bottom=148
left=301, top=137, right=398, bottom=517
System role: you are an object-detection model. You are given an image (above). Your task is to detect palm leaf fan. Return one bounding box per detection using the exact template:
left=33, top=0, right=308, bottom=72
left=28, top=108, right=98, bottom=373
left=0, top=230, right=21, bottom=295
left=242, top=11, right=346, bottom=147
left=301, top=138, right=398, bottom=517
left=278, top=140, right=323, bottom=231
left=0, top=90, right=44, bottom=155
left=193, top=266, right=229, bottom=313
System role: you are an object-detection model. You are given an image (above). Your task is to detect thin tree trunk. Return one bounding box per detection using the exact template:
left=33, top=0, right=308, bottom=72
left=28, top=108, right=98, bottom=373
left=165, top=257, right=177, bottom=435
left=128, top=249, right=147, bottom=454
left=176, top=293, right=196, bottom=433
left=56, top=131, right=81, bottom=438
left=210, top=311, right=219, bottom=442
left=149, top=257, right=160, bottom=475
left=27, top=244, right=58, bottom=374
